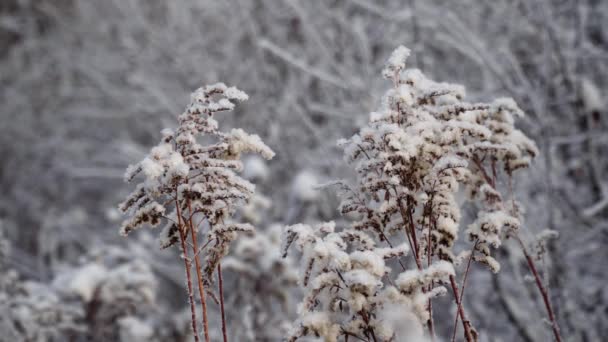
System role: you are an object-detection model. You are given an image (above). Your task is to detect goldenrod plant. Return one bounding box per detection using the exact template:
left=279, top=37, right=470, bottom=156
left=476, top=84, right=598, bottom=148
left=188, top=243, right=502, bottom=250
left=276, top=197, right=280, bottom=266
left=119, top=84, right=274, bottom=342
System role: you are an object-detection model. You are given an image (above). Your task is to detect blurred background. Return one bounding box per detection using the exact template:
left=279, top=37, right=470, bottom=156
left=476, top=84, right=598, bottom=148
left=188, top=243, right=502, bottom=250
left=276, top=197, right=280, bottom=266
left=0, top=0, right=606, bottom=341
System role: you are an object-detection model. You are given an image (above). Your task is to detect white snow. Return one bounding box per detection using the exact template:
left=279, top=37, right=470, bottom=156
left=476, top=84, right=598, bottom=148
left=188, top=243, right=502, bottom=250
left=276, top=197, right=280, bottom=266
left=292, top=170, right=319, bottom=202
left=228, top=128, right=276, bottom=160
left=382, top=45, right=411, bottom=78
left=581, top=77, right=603, bottom=112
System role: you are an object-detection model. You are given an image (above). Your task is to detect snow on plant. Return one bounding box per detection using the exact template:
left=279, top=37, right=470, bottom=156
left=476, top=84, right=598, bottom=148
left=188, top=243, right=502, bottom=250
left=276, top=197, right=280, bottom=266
left=222, top=224, right=299, bottom=340
left=283, top=46, right=560, bottom=342
left=0, top=226, right=84, bottom=341
left=119, top=83, right=274, bottom=342
left=53, top=254, right=158, bottom=341
left=282, top=221, right=420, bottom=342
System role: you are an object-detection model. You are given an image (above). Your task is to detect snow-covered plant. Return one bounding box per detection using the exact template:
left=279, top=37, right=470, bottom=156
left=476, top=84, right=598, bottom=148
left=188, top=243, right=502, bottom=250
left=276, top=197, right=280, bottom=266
left=119, top=83, right=274, bottom=342
left=0, top=225, right=84, bottom=341
left=283, top=221, right=424, bottom=342
left=53, top=252, right=158, bottom=341
left=0, top=280, right=84, bottom=342
left=222, top=224, right=299, bottom=340
left=283, top=46, right=561, bottom=341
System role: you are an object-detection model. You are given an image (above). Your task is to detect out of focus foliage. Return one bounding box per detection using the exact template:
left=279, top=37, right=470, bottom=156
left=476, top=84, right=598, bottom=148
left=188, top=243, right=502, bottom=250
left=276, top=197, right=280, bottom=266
left=1, top=0, right=606, bottom=341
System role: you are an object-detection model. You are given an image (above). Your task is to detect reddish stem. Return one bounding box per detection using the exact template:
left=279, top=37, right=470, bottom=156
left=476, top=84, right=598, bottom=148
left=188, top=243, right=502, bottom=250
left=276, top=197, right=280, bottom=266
left=176, top=200, right=200, bottom=342
left=407, top=199, right=421, bottom=261
left=472, top=155, right=493, bottom=186
left=451, top=241, right=477, bottom=342
left=187, top=199, right=210, bottom=342
left=398, top=202, right=420, bottom=269
left=427, top=200, right=436, bottom=341
left=508, top=175, right=561, bottom=341
left=515, top=235, right=563, bottom=342
left=449, top=275, right=475, bottom=342
left=398, top=197, right=422, bottom=270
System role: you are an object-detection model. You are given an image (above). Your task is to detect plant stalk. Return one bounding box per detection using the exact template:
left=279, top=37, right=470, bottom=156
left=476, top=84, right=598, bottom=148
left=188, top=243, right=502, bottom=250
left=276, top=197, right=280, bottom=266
left=187, top=199, right=210, bottom=342
left=515, top=235, right=562, bottom=342
left=176, top=199, right=200, bottom=342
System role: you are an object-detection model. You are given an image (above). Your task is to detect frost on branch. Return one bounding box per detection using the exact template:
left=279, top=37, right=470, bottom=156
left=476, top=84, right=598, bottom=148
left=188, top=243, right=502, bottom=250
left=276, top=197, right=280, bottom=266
left=284, top=46, right=538, bottom=341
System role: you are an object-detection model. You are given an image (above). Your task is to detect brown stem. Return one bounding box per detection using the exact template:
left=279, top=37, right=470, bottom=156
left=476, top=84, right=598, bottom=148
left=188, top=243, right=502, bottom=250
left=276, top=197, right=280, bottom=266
left=449, top=275, right=475, bottom=342
left=491, top=158, right=497, bottom=188
left=515, top=235, right=563, bottom=342
left=187, top=199, right=210, bottom=342
left=358, top=311, right=378, bottom=342
left=377, top=229, right=407, bottom=271
left=397, top=197, right=422, bottom=270
left=407, top=198, right=421, bottom=260
left=426, top=200, right=434, bottom=268
left=218, top=264, right=228, bottom=342
left=451, top=241, right=478, bottom=342
left=472, top=155, right=493, bottom=186
left=427, top=199, right=436, bottom=341
left=175, top=200, right=200, bottom=342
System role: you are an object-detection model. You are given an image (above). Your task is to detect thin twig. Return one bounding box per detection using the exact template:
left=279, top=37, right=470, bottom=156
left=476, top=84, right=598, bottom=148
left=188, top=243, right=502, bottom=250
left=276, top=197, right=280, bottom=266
left=175, top=198, right=200, bottom=342
left=187, top=199, right=210, bottom=342
left=449, top=275, right=475, bottom=342
left=514, top=235, right=563, bottom=342
left=451, top=240, right=478, bottom=342
left=427, top=195, right=436, bottom=341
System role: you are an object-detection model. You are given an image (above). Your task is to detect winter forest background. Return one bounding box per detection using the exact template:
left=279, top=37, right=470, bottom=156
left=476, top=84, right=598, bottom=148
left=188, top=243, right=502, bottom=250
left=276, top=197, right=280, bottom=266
left=1, top=1, right=607, bottom=341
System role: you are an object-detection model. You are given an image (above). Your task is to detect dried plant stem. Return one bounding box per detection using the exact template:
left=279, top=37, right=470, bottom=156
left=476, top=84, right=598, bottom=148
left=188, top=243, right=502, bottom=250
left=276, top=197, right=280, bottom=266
left=400, top=198, right=434, bottom=340
left=358, top=310, right=378, bottom=342
left=472, top=156, right=493, bottom=187
left=508, top=174, right=561, bottom=342
left=427, top=203, right=436, bottom=341
left=407, top=199, right=421, bottom=264
left=398, top=198, right=422, bottom=270
left=175, top=200, right=200, bottom=342
left=449, top=275, right=475, bottom=342
left=451, top=241, right=477, bottom=342
left=187, top=199, right=210, bottom=342
left=514, top=235, right=563, bottom=342
left=218, top=263, right=228, bottom=342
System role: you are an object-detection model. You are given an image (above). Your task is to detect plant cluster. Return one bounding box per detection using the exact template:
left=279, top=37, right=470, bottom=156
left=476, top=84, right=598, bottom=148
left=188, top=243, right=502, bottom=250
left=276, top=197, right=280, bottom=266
left=119, top=46, right=563, bottom=342
left=119, top=83, right=274, bottom=342
left=282, top=46, right=559, bottom=342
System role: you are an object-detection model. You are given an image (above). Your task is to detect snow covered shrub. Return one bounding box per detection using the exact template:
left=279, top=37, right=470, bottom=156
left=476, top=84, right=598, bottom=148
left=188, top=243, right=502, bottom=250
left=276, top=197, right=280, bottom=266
left=0, top=225, right=84, bottom=341
left=52, top=246, right=159, bottom=342
left=283, top=46, right=561, bottom=341
left=214, top=169, right=300, bottom=341
left=282, top=221, right=419, bottom=342
left=222, top=224, right=299, bottom=340
left=119, top=83, right=274, bottom=342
